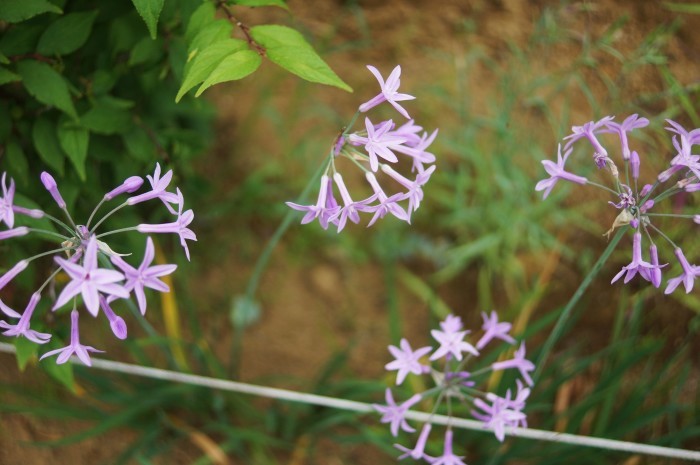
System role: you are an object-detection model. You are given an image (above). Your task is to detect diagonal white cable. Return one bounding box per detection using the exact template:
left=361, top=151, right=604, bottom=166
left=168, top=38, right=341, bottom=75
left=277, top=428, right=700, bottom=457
left=0, top=342, right=697, bottom=461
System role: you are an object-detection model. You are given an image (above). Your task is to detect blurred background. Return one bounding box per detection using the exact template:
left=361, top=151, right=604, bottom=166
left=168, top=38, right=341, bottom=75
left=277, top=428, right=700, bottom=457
left=1, top=0, right=700, bottom=464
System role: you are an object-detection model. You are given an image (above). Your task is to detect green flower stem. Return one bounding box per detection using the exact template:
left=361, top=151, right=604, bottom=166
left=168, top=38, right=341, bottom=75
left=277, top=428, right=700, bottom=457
left=342, top=110, right=361, bottom=136
left=229, top=161, right=327, bottom=377
left=91, top=201, right=129, bottom=233
left=86, top=197, right=107, bottom=229
left=95, top=226, right=139, bottom=239
left=42, top=212, right=76, bottom=236
left=533, top=227, right=626, bottom=384
left=28, top=228, right=71, bottom=242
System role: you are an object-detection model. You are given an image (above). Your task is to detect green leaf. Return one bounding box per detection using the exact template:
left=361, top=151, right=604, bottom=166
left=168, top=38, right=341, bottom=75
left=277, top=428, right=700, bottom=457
left=5, top=140, right=29, bottom=186
left=131, top=0, right=165, bottom=39
left=663, top=2, right=700, bottom=14
left=42, top=356, right=76, bottom=393
left=196, top=50, right=262, bottom=96
left=123, top=126, right=156, bottom=162
left=32, top=117, right=65, bottom=175
left=232, top=0, right=288, bottom=9
left=36, top=10, right=99, bottom=56
left=0, top=0, right=62, bottom=23
left=176, top=39, right=247, bottom=102
left=128, top=36, right=164, bottom=67
left=188, top=19, right=233, bottom=55
left=0, top=52, right=8, bottom=65
left=57, top=122, right=89, bottom=181
left=0, top=67, right=21, bottom=85
left=17, top=61, right=77, bottom=119
left=15, top=337, right=39, bottom=371
left=185, top=1, right=217, bottom=43
left=0, top=24, right=45, bottom=55
left=250, top=25, right=351, bottom=92
left=80, top=98, right=133, bottom=135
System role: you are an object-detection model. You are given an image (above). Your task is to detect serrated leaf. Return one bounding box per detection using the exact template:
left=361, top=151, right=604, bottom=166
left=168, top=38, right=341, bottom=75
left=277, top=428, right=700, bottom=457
left=57, top=123, right=89, bottom=181
left=0, top=24, right=44, bottom=56
left=196, top=49, right=261, bottom=96
left=131, top=0, right=164, bottom=39
left=32, top=117, right=65, bottom=175
left=185, top=1, right=217, bottom=43
left=17, top=61, right=77, bottom=119
left=250, top=25, right=351, bottom=92
left=36, top=10, right=98, bottom=56
left=4, top=140, right=29, bottom=186
left=232, top=0, right=288, bottom=9
left=176, top=39, right=248, bottom=102
left=0, top=0, right=62, bottom=23
left=188, top=19, right=233, bottom=55
left=15, top=337, right=39, bottom=371
left=80, top=99, right=133, bottom=135
left=0, top=67, right=21, bottom=85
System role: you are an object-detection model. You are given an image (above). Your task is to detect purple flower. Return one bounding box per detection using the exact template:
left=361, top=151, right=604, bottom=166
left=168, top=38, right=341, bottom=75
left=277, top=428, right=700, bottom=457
left=476, top=310, right=515, bottom=350
left=359, top=173, right=410, bottom=226
left=373, top=389, right=422, bottom=437
left=611, top=232, right=658, bottom=285
left=0, top=260, right=28, bottom=291
left=431, top=429, right=468, bottom=465
left=137, top=188, right=197, bottom=260
left=394, top=423, right=432, bottom=461
left=349, top=118, right=406, bottom=172
left=535, top=145, right=588, bottom=199
left=430, top=325, right=479, bottom=362
left=0, top=293, right=51, bottom=344
left=389, top=119, right=423, bottom=147
left=286, top=175, right=340, bottom=230
left=392, top=129, right=438, bottom=173
left=0, top=173, right=15, bottom=228
left=630, top=150, right=640, bottom=179
left=563, top=116, right=614, bottom=158
left=648, top=244, right=664, bottom=288
left=111, top=237, right=177, bottom=315
left=100, top=295, right=128, bottom=340
left=440, top=314, right=463, bottom=332
left=127, top=163, right=180, bottom=211
left=358, top=65, right=416, bottom=118
left=53, top=236, right=129, bottom=315
left=40, top=310, right=103, bottom=366
left=381, top=164, right=436, bottom=215
left=330, top=173, right=375, bottom=232
left=472, top=390, right=527, bottom=442
left=666, top=119, right=700, bottom=145
left=385, top=338, right=432, bottom=385
left=603, top=114, right=649, bottom=160
left=0, top=227, right=29, bottom=241
left=491, top=342, right=535, bottom=386
left=665, top=248, right=698, bottom=294
left=105, top=176, right=144, bottom=201
left=40, top=171, right=66, bottom=209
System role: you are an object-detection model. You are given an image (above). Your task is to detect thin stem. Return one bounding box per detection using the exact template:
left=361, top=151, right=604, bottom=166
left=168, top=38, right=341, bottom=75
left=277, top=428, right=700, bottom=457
left=585, top=180, right=620, bottom=196
left=28, top=228, right=71, bottom=242
left=91, top=201, right=129, bottom=233
left=96, top=226, right=139, bottom=239
left=1, top=343, right=694, bottom=461
left=229, top=161, right=327, bottom=377
left=342, top=110, right=361, bottom=136
left=86, top=197, right=107, bottom=229
left=60, top=207, right=79, bottom=232
left=42, top=212, right=75, bottom=236
left=533, top=227, right=626, bottom=383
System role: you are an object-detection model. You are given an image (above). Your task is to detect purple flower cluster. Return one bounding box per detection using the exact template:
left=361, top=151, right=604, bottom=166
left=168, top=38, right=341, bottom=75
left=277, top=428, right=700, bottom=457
left=287, top=65, right=438, bottom=231
left=375, top=312, right=533, bottom=463
left=537, top=116, right=700, bottom=294
left=0, top=164, right=196, bottom=365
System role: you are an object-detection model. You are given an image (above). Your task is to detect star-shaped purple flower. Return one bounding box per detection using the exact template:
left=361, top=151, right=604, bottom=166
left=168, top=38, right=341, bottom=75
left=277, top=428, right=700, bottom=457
left=429, top=325, right=478, bottom=362
left=535, top=144, right=588, bottom=199
left=127, top=163, right=180, bottom=212
left=349, top=118, right=407, bottom=172
left=286, top=175, right=341, bottom=230
left=431, top=430, right=468, bottom=465
left=137, top=188, right=197, bottom=261
left=665, top=248, right=698, bottom=294
left=53, top=236, right=129, bottom=316
left=40, top=310, right=103, bottom=366
left=611, top=232, right=658, bottom=285
left=475, top=310, right=515, bottom=350
left=491, top=342, right=535, bottom=386
left=329, top=173, right=375, bottom=232
left=373, top=389, right=422, bottom=437
left=0, top=293, right=51, bottom=344
left=385, top=338, right=432, bottom=385
left=603, top=114, right=649, bottom=160
left=111, top=236, right=177, bottom=315
left=358, top=65, right=416, bottom=119
left=394, top=423, right=432, bottom=461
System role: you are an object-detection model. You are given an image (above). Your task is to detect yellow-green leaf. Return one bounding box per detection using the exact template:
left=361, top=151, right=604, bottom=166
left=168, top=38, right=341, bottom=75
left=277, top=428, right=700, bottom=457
left=196, top=50, right=262, bottom=97
left=131, top=0, right=164, bottom=39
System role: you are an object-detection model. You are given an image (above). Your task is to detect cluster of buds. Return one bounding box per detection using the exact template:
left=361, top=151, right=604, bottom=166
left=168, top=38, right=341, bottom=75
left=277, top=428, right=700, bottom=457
left=537, top=116, right=700, bottom=294
left=287, top=65, right=437, bottom=231
left=375, top=312, right=533, bottom=463
left=0, top=164, right=195, bottom=365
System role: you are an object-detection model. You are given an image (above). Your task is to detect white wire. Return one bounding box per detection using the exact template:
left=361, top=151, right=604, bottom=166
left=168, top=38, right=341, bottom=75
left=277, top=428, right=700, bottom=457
left=0, top=342, right=697, bottom=461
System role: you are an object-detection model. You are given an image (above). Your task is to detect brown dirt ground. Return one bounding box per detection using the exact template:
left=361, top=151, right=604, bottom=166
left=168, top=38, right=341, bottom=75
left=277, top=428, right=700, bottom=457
left=2, top=1, right=700, bottom=464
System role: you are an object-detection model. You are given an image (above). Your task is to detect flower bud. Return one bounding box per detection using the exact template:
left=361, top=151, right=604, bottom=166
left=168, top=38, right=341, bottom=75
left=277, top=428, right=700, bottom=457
left=630, top=150, right=640, bottom=180
left=105, top=176, right=144, bottom=200
left=40, top=172, right=66, bottom=208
